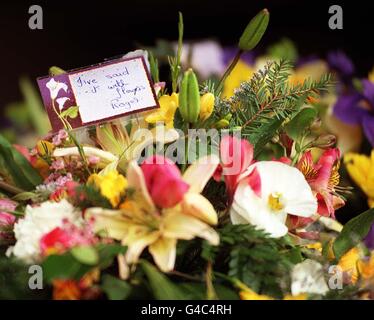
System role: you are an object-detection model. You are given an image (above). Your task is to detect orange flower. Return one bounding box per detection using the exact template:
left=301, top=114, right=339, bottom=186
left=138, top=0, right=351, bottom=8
left=53, top=280, right=81, bottom=300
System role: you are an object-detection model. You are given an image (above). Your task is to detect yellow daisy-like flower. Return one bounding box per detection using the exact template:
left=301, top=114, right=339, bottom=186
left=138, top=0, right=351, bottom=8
left=344, top=150, right=374, bottom=208
left=145, top=93, right=179, bottom=128
left=222, top=60, right=254, bottom=98
left=88, top=170, right=127, bottom=207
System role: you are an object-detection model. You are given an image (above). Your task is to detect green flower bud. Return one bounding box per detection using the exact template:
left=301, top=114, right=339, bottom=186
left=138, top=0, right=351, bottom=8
left=239, top=9, right=270, bottom=51
left=214, top=119, right=230, bottom=129
left=179, top=69, right=201, bottom=123
left=49, top=66, right=67, bottom=76
left=312, top=134, right=337, bottom=149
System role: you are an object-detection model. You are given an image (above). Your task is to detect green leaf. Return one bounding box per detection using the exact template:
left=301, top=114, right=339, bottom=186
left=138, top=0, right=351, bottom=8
left=101, top=274, right=132, bottom=300
left=148, top=51, right=159, bottom=83
left=42, top=253, right=92, bottom=283
left=285, top=107, right=318, bottom=140
left=60, top=106, right=79, bottom=119
left=333, top=208, right=374, bottom=260
left=12, top=192, right=38, bottom=202
left=19, top=77, right=51, bottom=135
left=140, top=260, right=186, bottom=300
left=71, top=246, right=99, bottom=266
left=239, top=8, right=270, bottom=51
left=97, top=243, right=127, bottom=269
left=0, top=134, right=43, bottom=190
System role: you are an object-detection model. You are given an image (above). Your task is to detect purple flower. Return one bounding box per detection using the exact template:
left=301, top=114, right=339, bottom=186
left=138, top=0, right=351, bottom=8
left=364, top=223, right=374, bottom=250
left=222, top=47, right=255, bottom=66
left=333, top=80, right=374, bottom=146
left=327, top=50, right=355, bottom=79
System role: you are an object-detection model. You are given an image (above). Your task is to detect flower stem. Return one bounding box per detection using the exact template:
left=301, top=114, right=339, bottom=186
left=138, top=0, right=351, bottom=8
left=216, top=49, right=244, bottom=95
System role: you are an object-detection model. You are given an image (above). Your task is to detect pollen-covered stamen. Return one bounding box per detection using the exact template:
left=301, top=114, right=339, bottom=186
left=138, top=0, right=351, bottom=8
left=268, top=192, right=284, bottom=212
left=300, top=159, right=318, bottom=180
left=329, top=162, right=340, bottom=189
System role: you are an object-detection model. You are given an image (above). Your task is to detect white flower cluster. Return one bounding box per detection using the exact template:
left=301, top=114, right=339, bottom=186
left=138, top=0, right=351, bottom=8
left=7, top=200, right=82, bottom=263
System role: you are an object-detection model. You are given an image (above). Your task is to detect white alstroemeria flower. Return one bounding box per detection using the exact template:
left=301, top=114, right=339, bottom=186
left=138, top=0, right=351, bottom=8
left=291, top=259, right=329, bottom=296
left=230, top=161, right=317, bottom=238
left=7, top=200, right=81, bottom=263
left=56, top=97, right=70, bottom=111
left=46, top=78, right=68, bottom=100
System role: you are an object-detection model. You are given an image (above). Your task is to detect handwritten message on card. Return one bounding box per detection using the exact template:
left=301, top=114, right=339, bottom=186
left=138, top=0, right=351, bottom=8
left=37, top=56, right=159, bottom=131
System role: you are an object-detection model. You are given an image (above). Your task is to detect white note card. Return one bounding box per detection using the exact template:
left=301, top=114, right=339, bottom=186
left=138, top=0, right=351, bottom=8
left=69, top=57, right=157, bottom=124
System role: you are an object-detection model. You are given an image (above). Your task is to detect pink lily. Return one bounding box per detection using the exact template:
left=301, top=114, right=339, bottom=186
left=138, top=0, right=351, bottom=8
left=215, top=136, right=255, bottom=203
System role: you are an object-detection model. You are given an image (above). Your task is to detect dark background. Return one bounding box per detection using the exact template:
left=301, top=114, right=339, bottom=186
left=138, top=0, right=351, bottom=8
left=0, top=0, right=374, bottom=109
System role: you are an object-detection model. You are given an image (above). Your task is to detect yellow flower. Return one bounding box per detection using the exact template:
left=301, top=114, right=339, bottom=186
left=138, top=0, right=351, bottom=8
left=86, top=155, right=220, bottom=273
left=283, top=294, right=308, bottom=300
left=145, top=93, right=179, bottom=128
left=358, top=253, right=374, bottom=281
left=369, top=67, right=374, bottom=83
left=344, top=150, right=374, bottom=208
left=222, top=60, right=254, bottom=98
left=88, top=170, right=127, bottom=207
left=36, top=140, right=55, bottom=156
left=199, top=93, right=215, bottom=121
left=240, top=289, right=274, bottom=300
left=289, top=60, right=328, bottom=86
left=239, top=288, right=307, bottom=300
left=338, top=247, right=362, bottom=283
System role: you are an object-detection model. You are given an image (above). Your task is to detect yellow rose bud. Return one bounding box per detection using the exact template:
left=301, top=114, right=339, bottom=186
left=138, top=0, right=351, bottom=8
left=199, top=93, right=215, bottom=121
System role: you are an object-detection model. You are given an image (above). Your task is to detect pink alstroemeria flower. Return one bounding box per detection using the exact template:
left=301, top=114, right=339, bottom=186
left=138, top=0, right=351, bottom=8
left=0, top=199, right=17, bottom=243
left=141, top=155, right=190, bottom=208
left=215, top=136, right=256, bottom=203
left=297, top=148, right=344, bottom=219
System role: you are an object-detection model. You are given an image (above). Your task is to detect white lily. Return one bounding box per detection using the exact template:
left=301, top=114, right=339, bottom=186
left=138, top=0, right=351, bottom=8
left=230, top=161, right=317, bottom=238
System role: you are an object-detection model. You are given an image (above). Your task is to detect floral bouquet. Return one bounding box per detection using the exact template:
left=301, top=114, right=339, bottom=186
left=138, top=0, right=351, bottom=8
left=0, top=9, right=373, bottom=300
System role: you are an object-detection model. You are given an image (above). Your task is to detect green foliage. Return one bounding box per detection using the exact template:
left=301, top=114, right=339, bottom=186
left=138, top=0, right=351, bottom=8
left=71, top=246, right=99, bottom=266
left=42, top=244, right=126, bottom=283
left=285, top=107, right=318, bottom=140
left=101, top=274, right=132, bottom=300
left=0, top=254, right=48, bottom=299
left=0, top=134, right=43, bottom=191
left=332, top=208, right=374, bottom=261
left=73, top=184, right=113, bottom=209
left=140, top=260, right=187, bottom=300
left=202, top=224, right=298, bottom=298
left=148, top=51, right=160, bottom=84
left=19, top=77, right=51, bottom=136
left=168, top=12, right=184, bottom=93
left=267, top=38, right=298, bottom=63
left=60, top=106, right=79, bottom=119
left=215, top=60, right=331, bottom=156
